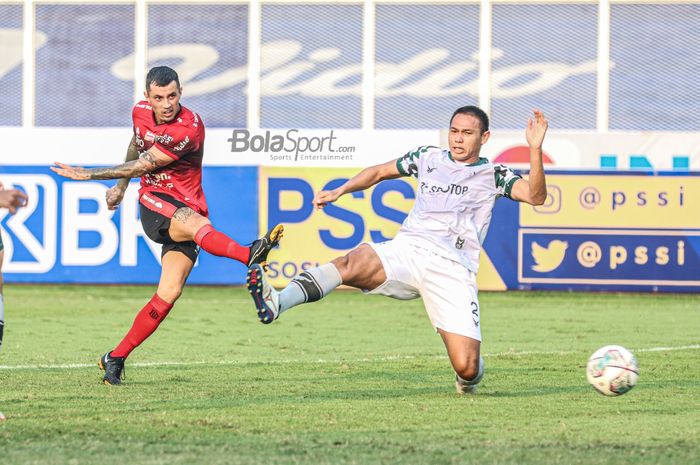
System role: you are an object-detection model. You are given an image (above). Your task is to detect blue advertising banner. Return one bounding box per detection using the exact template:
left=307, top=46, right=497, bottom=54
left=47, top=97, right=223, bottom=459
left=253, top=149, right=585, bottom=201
left=261, top=4, right=363, bottom=129
left=35, top=4, right=135, bottom=127
left=512, top=171, right=700, bottom=292
left=610, top=4, right=700, bottom=131
left=0, top=4, right=23, bottom=126
left=259, top=168, right=699, bottom=293
left=0, top=166, right=258, bottom=285
left=2, top=167, right=697, bottom=292
left=519, top=230, right=699, bottom=287
left=374, top=4, right=480, bottom=129
left=491, top=3, right=598, bottom=130
left=4, top=3, right=693, bottom=131
left=148, top=3, right=249, bottom=129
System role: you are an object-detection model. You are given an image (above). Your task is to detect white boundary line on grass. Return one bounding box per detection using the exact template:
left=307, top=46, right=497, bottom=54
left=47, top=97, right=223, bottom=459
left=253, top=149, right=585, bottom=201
left=1, top=344, right=699, bottom=371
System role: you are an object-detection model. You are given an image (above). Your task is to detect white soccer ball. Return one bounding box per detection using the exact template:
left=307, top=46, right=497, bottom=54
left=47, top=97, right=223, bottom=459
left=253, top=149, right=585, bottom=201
left=586, top=345, right=639, bottom=396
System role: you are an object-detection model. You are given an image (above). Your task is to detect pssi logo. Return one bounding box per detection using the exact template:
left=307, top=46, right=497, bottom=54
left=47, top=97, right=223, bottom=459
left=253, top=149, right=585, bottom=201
left=267, top=177, right=415, bottom=250
left=522, top=232, right=693, bottom=282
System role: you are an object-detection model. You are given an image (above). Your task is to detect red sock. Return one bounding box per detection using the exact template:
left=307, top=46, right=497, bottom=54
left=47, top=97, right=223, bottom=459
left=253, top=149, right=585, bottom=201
left=111, top=294, right=174, bottom=358
left=194, top=224, right=250, bottom=264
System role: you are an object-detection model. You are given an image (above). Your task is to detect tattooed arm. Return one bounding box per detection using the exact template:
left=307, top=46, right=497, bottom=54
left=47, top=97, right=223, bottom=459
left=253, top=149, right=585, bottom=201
left=115, top=135, right=141, bottom=188
left=50, top=145, right=174, bottom=182
left=104, top=136, right=142, bottom=210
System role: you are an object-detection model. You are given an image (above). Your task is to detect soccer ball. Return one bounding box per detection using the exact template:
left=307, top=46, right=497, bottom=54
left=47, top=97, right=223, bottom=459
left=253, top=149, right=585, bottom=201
left=586, top=345, right=639, bottom=396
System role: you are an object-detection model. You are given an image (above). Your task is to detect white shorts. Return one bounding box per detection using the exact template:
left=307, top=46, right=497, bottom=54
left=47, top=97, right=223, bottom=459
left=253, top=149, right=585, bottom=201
left=366, top=238, right=481, bottom=341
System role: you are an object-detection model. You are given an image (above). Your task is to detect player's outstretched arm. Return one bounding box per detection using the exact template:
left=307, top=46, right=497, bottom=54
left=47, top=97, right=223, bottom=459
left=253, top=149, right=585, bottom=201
left=510, top=109, right=548, bottom=206
left=313, top=159, right=401, bottom=209
left=51, top=145, right=173, bottom=182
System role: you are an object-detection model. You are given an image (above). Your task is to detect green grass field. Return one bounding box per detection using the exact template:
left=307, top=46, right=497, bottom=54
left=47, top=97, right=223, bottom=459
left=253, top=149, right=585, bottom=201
left=0, top=285, right=698, bottom=465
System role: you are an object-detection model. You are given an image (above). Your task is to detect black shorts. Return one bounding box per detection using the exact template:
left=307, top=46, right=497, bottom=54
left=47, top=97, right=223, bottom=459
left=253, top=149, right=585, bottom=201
left=139, top=192, right=200, bottom=264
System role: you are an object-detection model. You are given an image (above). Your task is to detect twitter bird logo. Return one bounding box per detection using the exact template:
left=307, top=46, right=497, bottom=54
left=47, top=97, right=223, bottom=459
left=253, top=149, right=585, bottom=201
left=531, top=240, right=568, bottom=273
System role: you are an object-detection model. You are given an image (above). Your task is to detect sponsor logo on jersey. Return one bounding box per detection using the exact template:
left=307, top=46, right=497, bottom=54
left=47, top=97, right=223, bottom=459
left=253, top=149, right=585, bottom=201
left=145, top=131, right=174, bottom=145
left=420, top=182, right=469, bottom=196
left=173, top=136, right=190, bottom=152
left=141, top=193, right=163, bottom=209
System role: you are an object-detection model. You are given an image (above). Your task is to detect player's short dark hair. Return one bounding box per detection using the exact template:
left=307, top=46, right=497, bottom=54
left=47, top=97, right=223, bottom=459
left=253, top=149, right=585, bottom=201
left=145, top=66, right=181, bottom=93
left=450, top=106, right=490, bottom=134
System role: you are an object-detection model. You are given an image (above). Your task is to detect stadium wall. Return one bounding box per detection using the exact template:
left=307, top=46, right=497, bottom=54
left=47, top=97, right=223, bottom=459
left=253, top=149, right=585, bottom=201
left=1, top=1, right=698, bottom=291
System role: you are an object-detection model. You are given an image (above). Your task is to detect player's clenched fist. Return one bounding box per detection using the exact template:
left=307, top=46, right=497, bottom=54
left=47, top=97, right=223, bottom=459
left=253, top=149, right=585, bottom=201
left=105, top=185, right=127, bottom=210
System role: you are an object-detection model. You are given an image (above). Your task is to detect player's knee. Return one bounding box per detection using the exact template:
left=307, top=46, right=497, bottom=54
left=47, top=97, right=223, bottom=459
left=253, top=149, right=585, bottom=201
left=156, top=284, right=183, bottom=304
left=331, top=247, right=365, bottom=281
left=456, top=356, right=484, bottom=383
left=343, top=244, right=373, bottom=274
left=456, top=366, right=479, bottom=382
left=330, top=254, right=351, bottom=277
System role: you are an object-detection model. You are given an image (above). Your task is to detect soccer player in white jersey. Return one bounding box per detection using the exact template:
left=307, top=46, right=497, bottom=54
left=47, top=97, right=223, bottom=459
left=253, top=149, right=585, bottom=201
left=247, top=107, right=548, bottom=393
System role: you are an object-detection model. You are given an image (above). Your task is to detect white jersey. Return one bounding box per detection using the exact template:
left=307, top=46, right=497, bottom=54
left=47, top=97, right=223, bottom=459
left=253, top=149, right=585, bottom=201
left=395, top=146, right=521, bottom=273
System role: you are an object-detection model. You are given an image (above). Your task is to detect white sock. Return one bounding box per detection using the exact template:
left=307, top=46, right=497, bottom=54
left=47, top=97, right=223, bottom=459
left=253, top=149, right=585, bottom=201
left=0, top=294, right=4, bottom=352
left=279, top=263, right=343, bottom=314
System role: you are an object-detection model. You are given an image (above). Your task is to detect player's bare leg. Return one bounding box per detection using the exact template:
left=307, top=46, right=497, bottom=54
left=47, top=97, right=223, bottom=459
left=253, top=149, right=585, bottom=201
left=331, top=244, right=386, bottom=290
left=248, top=243, right=386, bottom=323
left=156, top=251, right=195, bottom=303
left=0, top=250, right=5, bottom=419
left=167, top=207, right=210, bottom=242
left=100, top=251, right=193, bottom=385
left=438, top=329, right=484, bottom=394
left=0, top=250, right=5, bottom=353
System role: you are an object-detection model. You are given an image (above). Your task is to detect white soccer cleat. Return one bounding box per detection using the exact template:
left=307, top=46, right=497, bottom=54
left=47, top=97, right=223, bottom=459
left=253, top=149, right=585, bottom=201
left=246, top=263, right=280, bottom=324
left=455, top=379, right=478, bottom=394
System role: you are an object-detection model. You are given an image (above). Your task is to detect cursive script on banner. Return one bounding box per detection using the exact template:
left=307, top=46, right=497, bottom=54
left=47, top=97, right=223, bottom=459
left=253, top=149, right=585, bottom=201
left=111, top=40, right=599, bottom=99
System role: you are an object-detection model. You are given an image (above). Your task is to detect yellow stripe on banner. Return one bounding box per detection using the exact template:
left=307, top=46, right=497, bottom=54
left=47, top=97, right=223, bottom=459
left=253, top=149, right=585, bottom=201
left=476, top=250, right=507, bottom=291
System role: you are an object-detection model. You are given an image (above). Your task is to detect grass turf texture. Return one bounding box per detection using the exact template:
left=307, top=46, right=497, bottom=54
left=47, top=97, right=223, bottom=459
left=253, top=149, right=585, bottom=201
left=0, top=285, right=698, bottom=465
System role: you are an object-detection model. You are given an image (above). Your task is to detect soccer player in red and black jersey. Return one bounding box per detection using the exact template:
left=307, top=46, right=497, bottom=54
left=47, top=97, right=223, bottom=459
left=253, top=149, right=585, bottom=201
left=51, top=66, right=283, bottom=385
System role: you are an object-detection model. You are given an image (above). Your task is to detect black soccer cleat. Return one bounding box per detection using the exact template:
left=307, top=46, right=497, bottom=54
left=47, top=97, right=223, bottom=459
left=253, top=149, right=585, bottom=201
left=247, top=224, right=284, bottom=270
left=246, top=263, right=280, bottom=324
left=98, top=352, right=125, bottom=385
